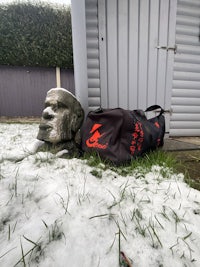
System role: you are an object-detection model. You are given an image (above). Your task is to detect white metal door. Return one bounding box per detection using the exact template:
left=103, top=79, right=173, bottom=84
left=98, top=0, right=177, bottom=132
left=170, top=0, right=200, bottom=136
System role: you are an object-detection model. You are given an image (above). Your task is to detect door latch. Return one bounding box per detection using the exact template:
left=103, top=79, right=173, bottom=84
left=155, top=45, right=177, bottom=54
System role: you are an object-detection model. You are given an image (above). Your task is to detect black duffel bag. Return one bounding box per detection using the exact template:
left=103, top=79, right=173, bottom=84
left=81, top=105, right=165, bottom=165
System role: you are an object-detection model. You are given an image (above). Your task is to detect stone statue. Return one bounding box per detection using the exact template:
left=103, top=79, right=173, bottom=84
left=37, top=88, right=84, bottom=157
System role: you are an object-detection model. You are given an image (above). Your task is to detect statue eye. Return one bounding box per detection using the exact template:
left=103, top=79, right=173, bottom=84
left=45, top=103, right=50, bottom=108
left=58, top=102, right=66, bottom=109
left=53, top=104, right=58, bottom=111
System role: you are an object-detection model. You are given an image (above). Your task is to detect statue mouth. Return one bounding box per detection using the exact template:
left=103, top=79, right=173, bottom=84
left=39, top=124, right=52, bottom=130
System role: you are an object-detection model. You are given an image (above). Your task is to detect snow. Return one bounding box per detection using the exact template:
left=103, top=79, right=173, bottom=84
left=0, top=123, right=200, bottom=267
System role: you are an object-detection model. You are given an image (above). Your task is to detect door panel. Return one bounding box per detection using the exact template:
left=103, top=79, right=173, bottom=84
left=99, top=0, right=177, bottom=132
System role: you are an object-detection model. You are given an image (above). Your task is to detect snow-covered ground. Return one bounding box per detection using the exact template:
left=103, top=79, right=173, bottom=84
left=0, top=123, right=200, bottom=267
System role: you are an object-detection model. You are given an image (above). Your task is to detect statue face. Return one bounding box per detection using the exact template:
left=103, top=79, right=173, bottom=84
left=37, top=88, right=84, bottom=144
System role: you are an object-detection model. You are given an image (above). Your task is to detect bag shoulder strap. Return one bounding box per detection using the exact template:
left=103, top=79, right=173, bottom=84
left=145, top=105, right=165, bottom=116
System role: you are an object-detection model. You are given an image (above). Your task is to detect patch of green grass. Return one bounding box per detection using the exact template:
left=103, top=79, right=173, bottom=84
left=90, top=169, right=102, bottom=179
left=84, top=149, right=200, bottom=191
left=48, top=220, right=64, bottom=243
left=83, top=151, right=108, bottom=168
left=84, top=149, right=178, bottom=178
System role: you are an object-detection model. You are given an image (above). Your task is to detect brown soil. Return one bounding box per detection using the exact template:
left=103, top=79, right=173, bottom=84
left=168, top=150, right=200, bottom=191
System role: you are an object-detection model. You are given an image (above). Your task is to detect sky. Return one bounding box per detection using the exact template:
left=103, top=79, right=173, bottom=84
left=0, top=0, right=71, bottom=6
left=0, top=123, right=200, bottom=267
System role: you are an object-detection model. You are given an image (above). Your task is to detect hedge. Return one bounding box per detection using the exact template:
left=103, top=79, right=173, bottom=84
left=0, top=1, right=73, bottom=68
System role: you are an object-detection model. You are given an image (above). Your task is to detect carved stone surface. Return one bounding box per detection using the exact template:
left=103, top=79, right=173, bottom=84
left=37, top=88, right=84, bottom=156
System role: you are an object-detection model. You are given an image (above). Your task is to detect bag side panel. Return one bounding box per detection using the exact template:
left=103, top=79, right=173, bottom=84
left=81, top=109, right=125, bottom=163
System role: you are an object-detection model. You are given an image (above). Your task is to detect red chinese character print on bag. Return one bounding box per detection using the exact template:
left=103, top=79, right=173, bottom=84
left=130, top=121, right=144, bottom=155
left=154, top=121, right=160, bottom=128
left=86, top=123, right=108, bottom=149
left=157, top=138, right=161, bottom=146
left=154, top=122, right=161, bottom=146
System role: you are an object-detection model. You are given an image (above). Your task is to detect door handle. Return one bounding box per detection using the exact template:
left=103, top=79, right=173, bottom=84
left=155, top=45, right=177, bottom=54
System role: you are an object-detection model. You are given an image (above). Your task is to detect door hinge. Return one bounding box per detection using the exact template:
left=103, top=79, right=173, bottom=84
left=155, top=45, right=177, bottom=54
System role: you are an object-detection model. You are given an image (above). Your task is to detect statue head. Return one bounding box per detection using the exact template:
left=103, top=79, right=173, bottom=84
left=37, top=88, right=84, bottom=144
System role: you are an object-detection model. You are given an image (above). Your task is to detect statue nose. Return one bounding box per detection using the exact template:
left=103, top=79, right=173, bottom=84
left=42, top=111, right=54, bottom=120
left=42, top=106, right=55, bottom=120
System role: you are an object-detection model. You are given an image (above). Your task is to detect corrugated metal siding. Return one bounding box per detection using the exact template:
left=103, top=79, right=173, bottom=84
left=170, top=0, right=200, bottom=136
left=98, top=0, right=177, bottom=131
left=0, top=66, right=75, bottom=117
left=60, top=69, right=75, bottom=95
left=85, top=0, right=101, bottom=111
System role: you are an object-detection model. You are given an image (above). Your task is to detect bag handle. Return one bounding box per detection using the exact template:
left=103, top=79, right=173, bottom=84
left=93, top=107, right=104, bottom=113
left=145, top=105, right=165, bottom=116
